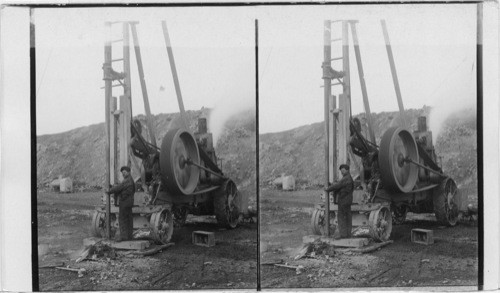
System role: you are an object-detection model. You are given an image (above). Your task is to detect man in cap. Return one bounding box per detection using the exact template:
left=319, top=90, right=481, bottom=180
left=105, top=166, right=135, bottom=242
left=325, top=164, right=354, bottom=239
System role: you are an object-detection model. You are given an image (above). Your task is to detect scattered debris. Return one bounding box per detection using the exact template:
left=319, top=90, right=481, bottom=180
left=261, top=260, right=283, bottom=266
left=151, top=270, right=174, bottom=285
left=76, top=241, right=116, bottom=262
left=368, top=267, right=392, bottom=282
left=130, top=243, right=174, bottom=256
left=294, top=244, right=312, bottom=260
left=273, top=263, right=305, bottom=275
left=133, top=229, right=152, bottom=239
left=39, top=262, right=65, bottom=269
left=349, top=240, right=393, bottom=253
left=55, top=266, right=86, bottom=275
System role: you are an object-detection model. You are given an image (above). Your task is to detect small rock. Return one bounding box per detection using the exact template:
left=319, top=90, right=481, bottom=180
left=421, top=259, right=430, bottom=263
left=296, top=265, right=304, bottom=275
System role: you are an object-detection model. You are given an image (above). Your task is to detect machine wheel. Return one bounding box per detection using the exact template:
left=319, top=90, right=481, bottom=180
left=369, top=206, right=392, bottom=242
left=214, top=179, right=240, bottom=229
left=172, top=206, right=188, bottom=227
left=391, top=204, right=407, bottom=225
left=150, top=208, right=174, bottom=244
left=91, top=210, right=116, bottom=238
left=311, top=207, right=337, bottom=236
left=379, top=127, right=419, bottom=193
left=433, top=178, right=459, bottom=226
left=160, top=128, right=200, bottom=195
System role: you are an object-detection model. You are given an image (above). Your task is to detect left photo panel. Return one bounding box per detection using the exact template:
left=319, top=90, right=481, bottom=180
left=34, top=7, right=257, bottom=291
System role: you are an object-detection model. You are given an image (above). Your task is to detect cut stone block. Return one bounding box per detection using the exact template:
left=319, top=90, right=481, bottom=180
left=411, top=228, right=434, bottom=245
left=192, top=231, right=215, bottom=247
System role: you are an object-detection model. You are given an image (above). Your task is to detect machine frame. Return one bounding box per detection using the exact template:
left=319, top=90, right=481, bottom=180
left=312, top=20, right=460, bottom=241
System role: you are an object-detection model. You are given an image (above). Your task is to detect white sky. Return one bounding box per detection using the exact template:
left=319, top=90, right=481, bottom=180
left=258, top=4, right=477, bottom=134
left=35, top=5, right=476, bottom=135
left=35, top=7, right=255, bottom=135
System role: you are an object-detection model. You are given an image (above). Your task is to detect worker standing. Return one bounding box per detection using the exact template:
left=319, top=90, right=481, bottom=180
left=105, top=166, right=135, bottom=242
left=325, top=164, right=354, bottom=239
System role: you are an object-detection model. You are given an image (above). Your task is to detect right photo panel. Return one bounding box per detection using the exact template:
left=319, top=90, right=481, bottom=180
left=258, top=4, right=479, bottom=289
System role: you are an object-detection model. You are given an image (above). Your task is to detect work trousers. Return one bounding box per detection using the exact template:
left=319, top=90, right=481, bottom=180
left=119, top=204, right=133, bottom=240
left=337, top=202, right=352, bottom=238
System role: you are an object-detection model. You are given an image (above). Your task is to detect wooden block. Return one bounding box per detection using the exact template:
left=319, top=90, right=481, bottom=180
left=302, top=235, right=321, bottom=244
left=110, top=240, right=150, bottom=250
left=321, top=237, right=369, bottom=248
left=411, top=228, right=434, bottom=245
left=192, top=231, right=215, bottom=247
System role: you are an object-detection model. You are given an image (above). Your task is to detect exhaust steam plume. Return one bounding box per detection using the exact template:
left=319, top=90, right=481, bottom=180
left=208, top=92, right=255, bottom=146
left=428, top=61, right=476, bottom=142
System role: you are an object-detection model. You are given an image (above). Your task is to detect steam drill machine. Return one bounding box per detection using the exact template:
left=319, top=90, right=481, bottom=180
left=91, top=21, right=245, bottom=243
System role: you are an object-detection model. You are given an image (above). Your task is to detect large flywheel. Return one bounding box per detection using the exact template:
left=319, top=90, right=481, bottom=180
left=160, top=128, right=200, bottom=195
left=379, top=127, right=419, bottom=193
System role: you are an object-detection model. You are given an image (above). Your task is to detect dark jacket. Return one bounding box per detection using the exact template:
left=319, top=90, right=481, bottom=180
left=109, top=175, right=135, bottom=207
left=326, top=173, right=354, bottom=205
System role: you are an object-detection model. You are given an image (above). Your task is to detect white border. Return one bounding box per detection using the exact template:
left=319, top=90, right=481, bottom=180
left=0, top=2, right=498, bottom=291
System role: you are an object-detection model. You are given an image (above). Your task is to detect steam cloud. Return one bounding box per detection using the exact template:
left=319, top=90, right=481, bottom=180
left=428, top=63, right=476, bottom=142
left=208, top=93, right=255, bottom=146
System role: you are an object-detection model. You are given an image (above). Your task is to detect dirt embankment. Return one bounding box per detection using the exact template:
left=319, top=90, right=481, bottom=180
left=259, top=107, right=477, bottom=206
left=37, top=108, right=256, bottom=202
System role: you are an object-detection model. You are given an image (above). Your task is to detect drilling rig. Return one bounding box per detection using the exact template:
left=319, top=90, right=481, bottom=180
left=311, top=20, right=460, bottom=241
left=91, top=21, right=246, bottom=243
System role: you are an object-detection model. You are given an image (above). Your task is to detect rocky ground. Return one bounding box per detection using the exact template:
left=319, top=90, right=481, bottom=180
left=37, top=191, right=257, bottom=291
left=259, top=189, right=478, bottom=289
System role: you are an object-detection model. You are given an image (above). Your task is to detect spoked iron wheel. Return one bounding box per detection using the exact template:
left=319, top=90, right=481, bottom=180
left=160, top=128, right=200, bottom=195
left=369, top=206, right=393, bottom=242
left=379, top=127, right=419, bottom=193
left=91, top=210, right=116, bottom=238
left=311, top=207, right=337, bottom=236
left=150, top=208, right=174, bottom=244
left=391, top=204, right=408, bottom=225
left=433, top=178, right=459, bottom=226
left=214, top=179, right=240, bottom=229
